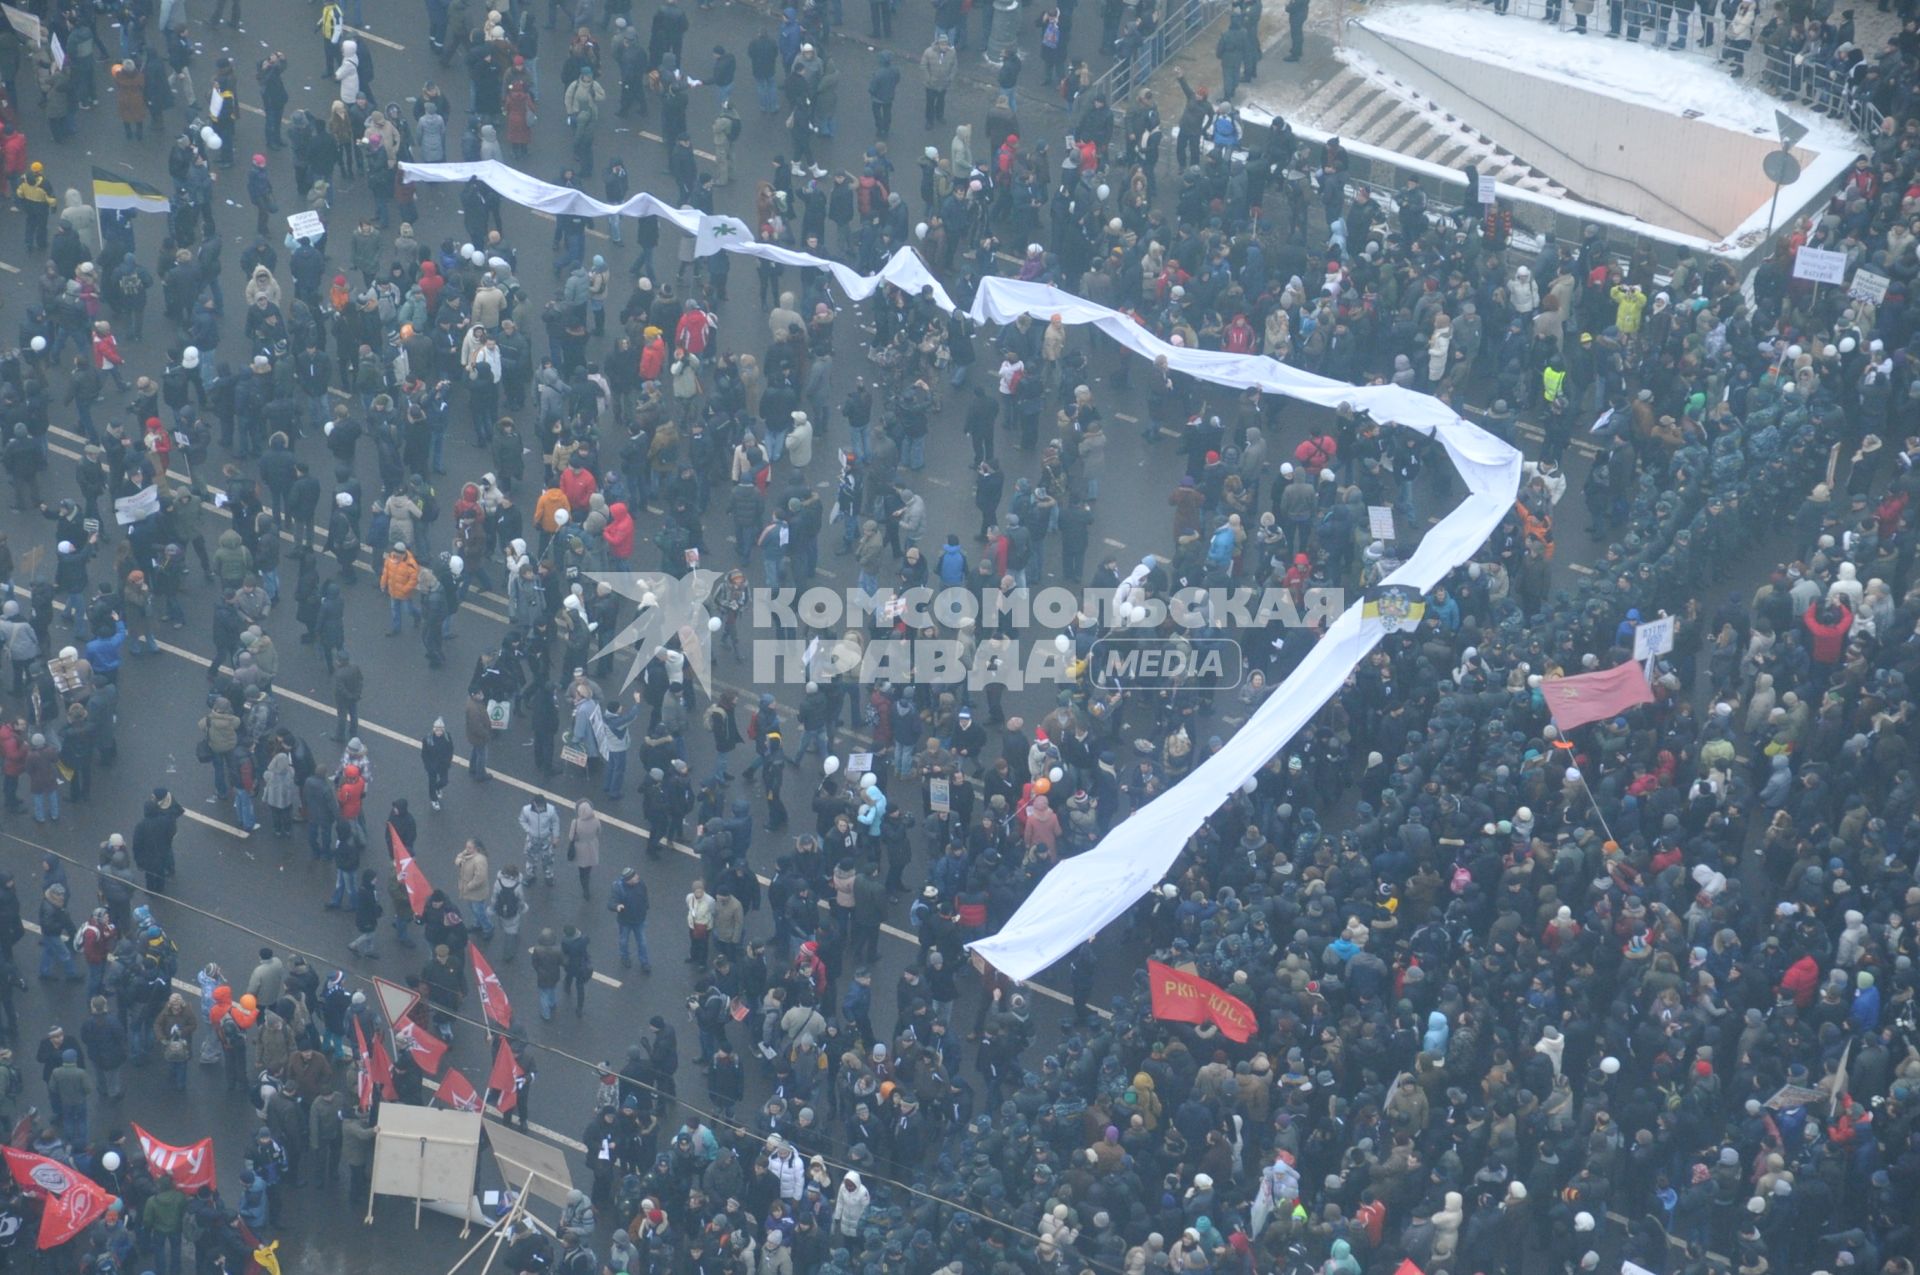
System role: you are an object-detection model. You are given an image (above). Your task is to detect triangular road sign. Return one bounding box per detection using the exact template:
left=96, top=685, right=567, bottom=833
left=1776, top=110, right=1810, bottom=151
left=370, top=976, right=420, bottom=1027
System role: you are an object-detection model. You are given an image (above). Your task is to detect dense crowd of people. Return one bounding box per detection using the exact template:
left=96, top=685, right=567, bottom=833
left=0, top=0, right=1918, bottom=1269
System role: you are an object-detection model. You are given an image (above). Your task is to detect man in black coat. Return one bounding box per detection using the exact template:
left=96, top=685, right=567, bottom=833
left=132, top=789, right=184, bottom=893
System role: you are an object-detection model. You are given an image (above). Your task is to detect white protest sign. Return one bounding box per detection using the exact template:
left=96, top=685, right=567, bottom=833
left=1850, top=268, right=1890, bottom=304
left=1791, top=246, right=1848, bottom=285
left=1367, top=505, right=1396, bottom=542
left=1476, top=174, right=1496, bottom=205
left=2, top=3, right=45, bottom=44
left=1632, top=614, right=1675, bottom=660
left=287, top=209, right=325, bottom=241
left=114, top=485, right=161, bottom=526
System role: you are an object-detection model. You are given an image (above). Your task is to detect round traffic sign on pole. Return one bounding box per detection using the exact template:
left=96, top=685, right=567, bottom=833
left=1763, top=150, right=1803, bottom=185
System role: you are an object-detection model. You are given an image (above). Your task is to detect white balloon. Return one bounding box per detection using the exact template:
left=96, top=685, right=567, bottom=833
left=29, top=336, right=46, bottom=353
left=1242, top=777, right=1257, bottom=795
left=861, top=773, right=878, bottom=788
left=708, top=615, right=724, bottom=632
left=824, top=756, right=841, bottom=776
left=101, top=1151, right=122, bottom=1172
left=1096, top=183, right=1111, bottom=201
left=1053, top=633, right=1071, bottom=653
left=1600, top=1056, right=1621, bottom=1075
left=915, top=222, right=929, bottom=240
left=1048, top=767, right=1064, bottom=784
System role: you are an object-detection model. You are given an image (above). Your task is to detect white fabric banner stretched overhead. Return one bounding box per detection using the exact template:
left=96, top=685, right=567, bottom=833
left=399, top=160, right=1523, bottom=983
left=398, top=160, right=960, bottom=311
left=967, top=285, right=1521, bottom=980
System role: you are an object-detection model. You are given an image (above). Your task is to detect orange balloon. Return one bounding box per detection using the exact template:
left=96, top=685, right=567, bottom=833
left=1034, top=778, right=1051, bottom=795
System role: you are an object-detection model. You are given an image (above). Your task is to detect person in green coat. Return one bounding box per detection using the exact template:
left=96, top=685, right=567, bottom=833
left=142, top=1175, right=189, bottom=1273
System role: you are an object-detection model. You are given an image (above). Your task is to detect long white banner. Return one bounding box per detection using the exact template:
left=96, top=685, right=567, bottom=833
left=399, top=160, right=1523, bottom=982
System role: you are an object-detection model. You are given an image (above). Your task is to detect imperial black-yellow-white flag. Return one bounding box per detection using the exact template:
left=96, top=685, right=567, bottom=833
left=92, top=167, right=169, bottom=214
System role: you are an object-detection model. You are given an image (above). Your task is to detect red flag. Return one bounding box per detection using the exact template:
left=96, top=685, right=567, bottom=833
left=392, top=1017, right=448, bottom=1076
left=1146, top=959, right=1259, bottom=1043
left=434, top=1068, right=484, bottom=1113
left=130, top=1125, right=216, bottom=1192
left=1540, top=662, right=1655, bottom=731
left=353, top=1020, right=374, bottom=1112
left=469, top=945, right=513, bottom=1030
left=4, top=1148, right=115, bottom=1249
left=389, top=826, right=432, bottom=918
left=369, top=1034, right=398, bottom=1101
left=1393, top=1263, right=1426, bottom=1275
left=486, top=1038, right=523, bottom=1114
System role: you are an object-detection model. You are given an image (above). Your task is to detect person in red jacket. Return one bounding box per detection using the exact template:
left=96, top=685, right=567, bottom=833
left=1804, top=599, right=1853, bottom=669
left=1779, top=951, right=1821, bottom=1009
left=558, top=459, right=598, bottom=515
left=0, top=719, right=26, bottom=814
left=602, top=501, right=635, bottom=562
left=335, top=764, right=366, bottom=826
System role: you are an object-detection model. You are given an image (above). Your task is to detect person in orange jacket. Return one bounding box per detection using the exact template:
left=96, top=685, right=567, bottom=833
left=379, top=543, right=422, bottom=634
left=533, top=485, right=569, bottom=542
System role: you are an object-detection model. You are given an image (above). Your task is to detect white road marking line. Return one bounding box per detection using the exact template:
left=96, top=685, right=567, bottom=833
left=629, top=128, right=718, bottom=161
left=342, top=25, right=405, bottom=50
left=182, top=807, right=252, bottom=838
left=0, top=261, right=20, bottom=274
left=420, top=1077, right=586, bottom=1149
left=591, top=971, right=622, bottom=988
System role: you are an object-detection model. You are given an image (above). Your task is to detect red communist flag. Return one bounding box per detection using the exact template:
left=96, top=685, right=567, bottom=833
left=353, top=1020, right=374, bottom=1111
left=469, top=944, right=513, bottom=1030
left=435, top=1068, right=484, bottom=1113
left=1540, top=662, right=1655, bottom=732
left=131, top=1125, right=216, bottom=1192
left=393, top=1016, right=448, bottom=1076
left=369, top=1034, right=398, bottom=1101
left=1147, top=959, right=1259, bottom=1043
left=486, top=1038, right=524, bottom=1114
left=4, top=1147, right=116, bottom=1248
left=389, top=826, right=433, bottom=918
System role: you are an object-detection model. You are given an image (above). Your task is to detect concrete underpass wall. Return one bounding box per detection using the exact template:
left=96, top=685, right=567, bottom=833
left=1345, top=18, right=1817, bottom=240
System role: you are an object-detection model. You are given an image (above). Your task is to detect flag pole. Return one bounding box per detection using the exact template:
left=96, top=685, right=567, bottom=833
left=1548, top=733, right=1620, bottom=849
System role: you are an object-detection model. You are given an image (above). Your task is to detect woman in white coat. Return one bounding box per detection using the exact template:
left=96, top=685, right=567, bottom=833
left=786, top=410, right=814, bottom=469
left=1426, top=313, right=1452, bottom=388
left=1508, top=264, right=1540, bottom=316
left=334, top=40, right=360, bottom=103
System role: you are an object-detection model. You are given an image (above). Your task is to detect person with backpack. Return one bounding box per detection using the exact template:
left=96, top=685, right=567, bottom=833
left=491, top=863, right=528, bottom=962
